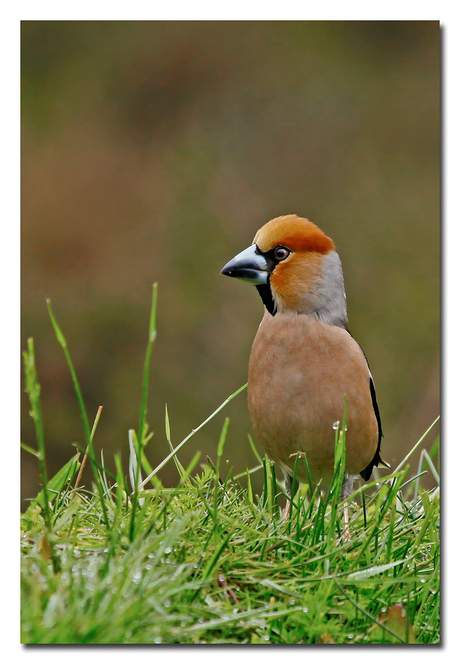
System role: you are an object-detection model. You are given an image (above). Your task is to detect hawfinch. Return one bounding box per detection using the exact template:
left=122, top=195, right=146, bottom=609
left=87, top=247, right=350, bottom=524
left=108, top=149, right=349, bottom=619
left=221, top=214, right=387, bottom=512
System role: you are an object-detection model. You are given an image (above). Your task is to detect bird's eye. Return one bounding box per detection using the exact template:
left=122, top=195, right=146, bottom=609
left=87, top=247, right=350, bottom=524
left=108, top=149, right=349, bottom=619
left=274, top=246, right=290, bottom=261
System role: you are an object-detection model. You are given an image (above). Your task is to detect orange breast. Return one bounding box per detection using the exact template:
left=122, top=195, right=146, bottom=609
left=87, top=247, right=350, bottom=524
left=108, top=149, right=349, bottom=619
left=248, top=313, right=378, bottom=485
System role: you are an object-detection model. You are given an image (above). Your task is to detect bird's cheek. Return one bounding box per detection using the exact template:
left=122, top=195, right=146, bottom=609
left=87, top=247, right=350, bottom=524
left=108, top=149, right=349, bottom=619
left=270, top=254, right=324, bottom=310
left=270, top=271, right=304, bottom=312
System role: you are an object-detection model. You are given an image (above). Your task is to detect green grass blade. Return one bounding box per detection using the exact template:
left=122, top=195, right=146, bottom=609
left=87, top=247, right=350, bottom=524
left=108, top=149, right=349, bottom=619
left=393, top=416, right=440, bottom=473
left=23, top=338, right=52, bottom=531
left=138, top=383, right=247, bottom=489
left=73, top=405, right=103, bottom=495
left=24, top=454, right=80, bottom=519
left=21, top=442, right=40, bottom=458
left=215, top=417, right=229, bottom=480
left=247, top=434, right=263, bottom=465
left=165, top=404, right=187, bottom=480
left=128, top=429, right=140, bottom=493
left=137, top=282, right=158, bottom=450
left=130, top=283, right=158, bottom=539
left=46, top=299, right=109, bottom=529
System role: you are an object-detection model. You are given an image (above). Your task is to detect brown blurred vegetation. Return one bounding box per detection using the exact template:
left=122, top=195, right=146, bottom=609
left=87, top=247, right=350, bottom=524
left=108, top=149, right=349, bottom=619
left=21, top=21, right=439, bottom=506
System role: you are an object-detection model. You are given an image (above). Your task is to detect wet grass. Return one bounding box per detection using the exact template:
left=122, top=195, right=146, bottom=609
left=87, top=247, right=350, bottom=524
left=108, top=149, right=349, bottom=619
left=20, top=287, right=440, bottom=644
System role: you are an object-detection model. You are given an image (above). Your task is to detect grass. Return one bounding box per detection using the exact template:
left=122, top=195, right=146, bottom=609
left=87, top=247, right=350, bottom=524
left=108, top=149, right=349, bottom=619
left=20, top=286, right=440, bottom=645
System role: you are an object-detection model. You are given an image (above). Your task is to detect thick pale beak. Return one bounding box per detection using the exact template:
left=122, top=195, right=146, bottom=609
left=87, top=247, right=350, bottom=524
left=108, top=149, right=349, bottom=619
left=220, top=244, right=269, bottom=285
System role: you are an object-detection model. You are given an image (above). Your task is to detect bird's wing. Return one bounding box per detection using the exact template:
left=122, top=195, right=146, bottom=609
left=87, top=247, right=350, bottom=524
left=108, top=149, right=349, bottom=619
left=359, top=370, right=390, bottom=480
left=344, top=329, right=390, bottom=480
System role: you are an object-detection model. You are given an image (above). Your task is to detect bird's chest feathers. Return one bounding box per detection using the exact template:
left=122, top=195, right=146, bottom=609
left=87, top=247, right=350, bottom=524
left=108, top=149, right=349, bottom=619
left=249, top=315, right=340, bottom=397
left=247, top=314, right=365, bottom=444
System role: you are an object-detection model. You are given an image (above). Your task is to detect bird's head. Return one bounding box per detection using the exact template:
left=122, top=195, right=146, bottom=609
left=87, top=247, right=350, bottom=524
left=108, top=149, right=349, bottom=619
left=221, top=214, right=347, bottom=326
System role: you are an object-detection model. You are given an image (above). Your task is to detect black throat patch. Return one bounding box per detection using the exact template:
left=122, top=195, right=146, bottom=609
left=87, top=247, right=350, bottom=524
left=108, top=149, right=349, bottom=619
left=256, top=281, right=277, bottom=316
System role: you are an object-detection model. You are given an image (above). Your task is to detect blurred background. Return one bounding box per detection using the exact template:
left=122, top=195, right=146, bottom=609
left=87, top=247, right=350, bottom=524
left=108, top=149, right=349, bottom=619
left=21, top=21, right=439, bottom=507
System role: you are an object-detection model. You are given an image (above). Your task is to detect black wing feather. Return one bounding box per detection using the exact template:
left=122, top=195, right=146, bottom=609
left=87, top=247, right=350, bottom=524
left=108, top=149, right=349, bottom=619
left=344, top=329, right=389, bottom=481
left=359, top=373, right=388, bottom=480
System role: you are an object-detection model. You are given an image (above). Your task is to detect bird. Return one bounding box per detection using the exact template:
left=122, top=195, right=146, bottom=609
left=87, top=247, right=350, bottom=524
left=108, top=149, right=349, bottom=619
left=220, top=214, right=388, bottom=529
